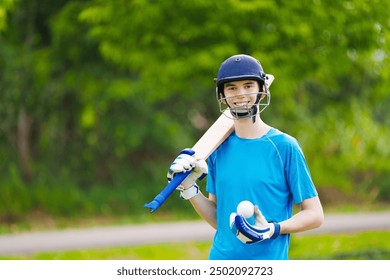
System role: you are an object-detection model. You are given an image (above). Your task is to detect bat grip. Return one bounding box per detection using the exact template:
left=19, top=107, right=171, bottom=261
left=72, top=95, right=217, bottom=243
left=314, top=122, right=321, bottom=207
left=144, top=170, right=192, bottom=213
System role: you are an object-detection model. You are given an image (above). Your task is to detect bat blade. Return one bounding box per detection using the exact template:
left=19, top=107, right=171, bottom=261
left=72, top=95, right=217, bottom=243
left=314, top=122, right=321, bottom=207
left=144, top=74, right=275, bottom=212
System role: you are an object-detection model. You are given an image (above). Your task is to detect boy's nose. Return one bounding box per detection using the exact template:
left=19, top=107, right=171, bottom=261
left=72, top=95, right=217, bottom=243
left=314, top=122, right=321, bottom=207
left=238, top=87, right=246, bottom=95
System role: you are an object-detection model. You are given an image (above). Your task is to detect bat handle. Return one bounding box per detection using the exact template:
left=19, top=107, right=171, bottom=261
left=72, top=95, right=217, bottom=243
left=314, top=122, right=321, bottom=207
left=144, top=170, right=192, bottom=213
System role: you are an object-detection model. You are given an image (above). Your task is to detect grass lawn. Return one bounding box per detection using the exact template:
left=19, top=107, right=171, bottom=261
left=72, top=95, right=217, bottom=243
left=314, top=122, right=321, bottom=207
left=2, top=231, right=389, bottom=260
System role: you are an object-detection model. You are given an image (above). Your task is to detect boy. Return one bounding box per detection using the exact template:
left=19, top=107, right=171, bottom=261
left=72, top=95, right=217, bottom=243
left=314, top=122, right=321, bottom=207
left=168, top=54, right=324, bottom=259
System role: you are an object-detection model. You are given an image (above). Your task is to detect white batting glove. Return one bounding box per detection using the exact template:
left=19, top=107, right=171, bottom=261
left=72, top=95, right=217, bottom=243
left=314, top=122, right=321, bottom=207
left=230, top=206, right=280, bottom=244
left=167, top=149, right=208, bottom=199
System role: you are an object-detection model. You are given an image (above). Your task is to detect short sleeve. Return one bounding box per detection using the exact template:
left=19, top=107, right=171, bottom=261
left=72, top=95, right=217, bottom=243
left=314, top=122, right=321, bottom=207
left=282, top=139, right=318, bottom=204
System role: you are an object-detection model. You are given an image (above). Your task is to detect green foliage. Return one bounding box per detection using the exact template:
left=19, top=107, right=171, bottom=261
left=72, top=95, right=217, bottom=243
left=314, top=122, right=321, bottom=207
left=0, top=165, right=32, bottom=219
left=0, top=164, right=84, bottom=221
left=0, top=0, right=16, bottom=31
left=0, top=155, right=199, bottom=224
left=294, top=100, right=390, bottom=200
left=1, top=0, right=390, bottom=220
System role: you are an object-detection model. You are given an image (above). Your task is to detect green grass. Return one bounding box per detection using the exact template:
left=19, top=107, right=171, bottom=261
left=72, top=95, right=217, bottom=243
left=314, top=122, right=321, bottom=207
left=2, top=231, right=389, bottom=260
left=289, top=231, right=390, bottom=259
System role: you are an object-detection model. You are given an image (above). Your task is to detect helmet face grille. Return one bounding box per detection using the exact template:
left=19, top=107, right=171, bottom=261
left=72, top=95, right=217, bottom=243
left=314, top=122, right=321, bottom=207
left=218, top=91, right=271, bottom=120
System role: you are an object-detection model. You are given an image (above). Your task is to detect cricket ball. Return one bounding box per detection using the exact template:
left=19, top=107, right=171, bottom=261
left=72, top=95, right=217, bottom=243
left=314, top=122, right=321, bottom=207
left=237, top=200, right=255, bottom=218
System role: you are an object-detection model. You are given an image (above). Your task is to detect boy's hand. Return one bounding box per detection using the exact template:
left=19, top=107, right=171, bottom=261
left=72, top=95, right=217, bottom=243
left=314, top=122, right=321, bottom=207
left=230, top=206, right=280, bottom=244
left=167, top=149, right=207, bottom=198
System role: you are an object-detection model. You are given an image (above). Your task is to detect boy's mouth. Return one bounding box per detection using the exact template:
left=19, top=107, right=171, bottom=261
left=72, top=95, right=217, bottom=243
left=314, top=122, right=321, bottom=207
left=233, top=101, right=251, bottom=108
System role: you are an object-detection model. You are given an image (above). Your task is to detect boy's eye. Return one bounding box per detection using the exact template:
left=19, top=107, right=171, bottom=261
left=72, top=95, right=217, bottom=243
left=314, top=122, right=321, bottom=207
left=245, top=83, right=256, bottom=88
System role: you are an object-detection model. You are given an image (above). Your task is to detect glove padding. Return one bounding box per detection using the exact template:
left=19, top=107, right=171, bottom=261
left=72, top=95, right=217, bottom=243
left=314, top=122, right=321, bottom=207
left=230, top=205, right=280, bottom=244
left=167, top=148, right=208, bottom=190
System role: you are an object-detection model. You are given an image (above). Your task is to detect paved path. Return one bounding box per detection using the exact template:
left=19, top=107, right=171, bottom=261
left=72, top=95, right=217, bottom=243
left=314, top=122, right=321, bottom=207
left=1, top=211, right=390, bottom=256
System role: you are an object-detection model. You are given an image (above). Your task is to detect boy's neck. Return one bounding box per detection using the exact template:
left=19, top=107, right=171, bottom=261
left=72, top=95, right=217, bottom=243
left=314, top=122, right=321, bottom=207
left=234, top=115, right=270, bottom=139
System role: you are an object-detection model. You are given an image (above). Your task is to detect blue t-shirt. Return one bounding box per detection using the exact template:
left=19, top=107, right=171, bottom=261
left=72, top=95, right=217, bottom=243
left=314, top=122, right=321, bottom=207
left=206, top=128, right=318, bottom=260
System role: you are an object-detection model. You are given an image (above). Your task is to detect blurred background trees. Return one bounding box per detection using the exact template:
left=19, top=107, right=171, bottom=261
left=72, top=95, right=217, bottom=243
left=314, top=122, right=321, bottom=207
left=1, top=0, right=389, bottom=222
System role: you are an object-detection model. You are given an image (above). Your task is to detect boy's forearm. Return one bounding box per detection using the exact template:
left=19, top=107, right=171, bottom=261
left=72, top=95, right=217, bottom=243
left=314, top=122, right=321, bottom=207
left=189, top=192, right=217, bottom=229
left=280, top=196, right=324, bottom=234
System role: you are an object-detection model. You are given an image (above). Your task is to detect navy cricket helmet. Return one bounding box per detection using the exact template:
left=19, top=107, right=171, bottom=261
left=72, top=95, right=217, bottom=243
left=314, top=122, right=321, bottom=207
left=215, top=54, right=267, bottom=100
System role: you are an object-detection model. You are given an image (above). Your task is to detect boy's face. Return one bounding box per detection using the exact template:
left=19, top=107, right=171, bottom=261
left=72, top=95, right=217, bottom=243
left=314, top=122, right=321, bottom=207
left=223, top=80, right=262, bottom=109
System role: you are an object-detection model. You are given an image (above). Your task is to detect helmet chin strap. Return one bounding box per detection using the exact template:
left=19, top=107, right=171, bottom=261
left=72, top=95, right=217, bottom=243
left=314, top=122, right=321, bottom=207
left=251, top=93, right=262, bottom=123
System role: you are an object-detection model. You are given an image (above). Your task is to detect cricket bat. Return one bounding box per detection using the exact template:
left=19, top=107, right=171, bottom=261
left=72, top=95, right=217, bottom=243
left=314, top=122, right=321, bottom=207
left=144, top=74, right=275, bottom=212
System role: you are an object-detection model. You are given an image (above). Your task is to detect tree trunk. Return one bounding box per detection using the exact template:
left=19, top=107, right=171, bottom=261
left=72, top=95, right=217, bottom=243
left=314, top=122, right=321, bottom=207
left=17, top=108, right=33, bottom=182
